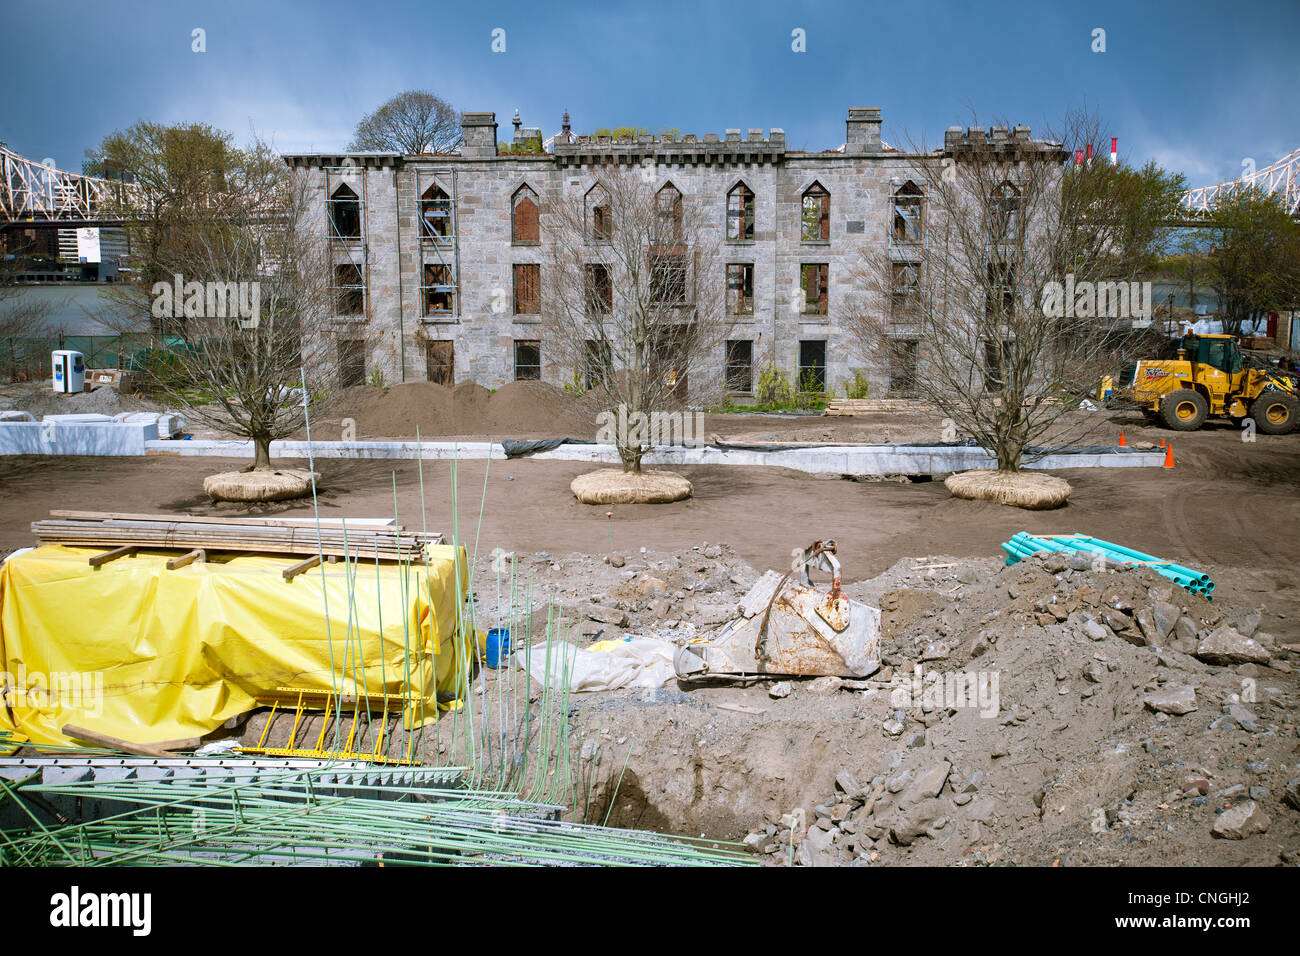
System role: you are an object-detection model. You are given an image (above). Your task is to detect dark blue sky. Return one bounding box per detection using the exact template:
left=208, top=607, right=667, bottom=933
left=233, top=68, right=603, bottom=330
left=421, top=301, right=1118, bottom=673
left=3, top=0, right=1296, bottom=190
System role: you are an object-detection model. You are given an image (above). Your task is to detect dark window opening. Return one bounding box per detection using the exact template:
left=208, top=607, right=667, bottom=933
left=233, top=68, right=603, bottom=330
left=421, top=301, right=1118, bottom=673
left=585, top=263, right=612, bottom=314
left=986, top=262, right=1015, bottom=320
left=650, top=254, right=687, bottom=304
left=422, top=263, right=453, bottom=315
left=984, top=339, right=1012, bottom=392
left=889, top=262, right=921, bottom=322
left=801, top=263, right=828, bottom=314
left=329, top=183, right=361, bottom=240
left=587, top=186, right=612, bottom=240
left=990, top=182, right=1021, bottom=244
left=582, top=339, right=612, bottom=390
left=891, top=181, right=925, bottom=243
left=801, top=183, right=830, bottom=242
left=514, top=340, right=541, bottom=381
left=889, top=339, right=919, bottom=398
left=727, top=183, right=755, bottom=241
left=339, top=338, right=366, bottom=388
left=798, top=340, right=827, bottom=391
left=656, top=184, right=683, bottom=242
left=727, top=263, right=753, bottom=315
left=420, top=184, right=451, bottom=239
left=726, top=339, right=753, bottom=392
left=334, top=263, right=364, bottom=316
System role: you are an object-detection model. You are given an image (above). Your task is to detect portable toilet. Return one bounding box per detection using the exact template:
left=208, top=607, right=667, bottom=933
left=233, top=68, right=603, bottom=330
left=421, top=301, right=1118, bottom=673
left=52, top=350, right=85, bottom=394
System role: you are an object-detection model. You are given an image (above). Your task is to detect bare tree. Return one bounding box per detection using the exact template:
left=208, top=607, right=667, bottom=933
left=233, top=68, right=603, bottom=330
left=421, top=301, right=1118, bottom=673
left=845, top=110, right=1183, bottom=471
left=99, top=138, right=338, bottom=469
left=541, top=168, right=731, bottom=471
left=349, top=91, right=462, bottom=155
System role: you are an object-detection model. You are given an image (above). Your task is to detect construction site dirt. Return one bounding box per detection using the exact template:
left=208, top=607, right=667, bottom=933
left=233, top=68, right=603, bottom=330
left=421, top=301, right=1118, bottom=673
left=1, top=408, right=1297, bottom=866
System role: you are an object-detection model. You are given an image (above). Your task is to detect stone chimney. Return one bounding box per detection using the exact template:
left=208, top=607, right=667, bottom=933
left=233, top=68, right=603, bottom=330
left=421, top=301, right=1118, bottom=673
left=461, top=112, right=498, bottom=158
left=845, top=107, right=882, bottom=154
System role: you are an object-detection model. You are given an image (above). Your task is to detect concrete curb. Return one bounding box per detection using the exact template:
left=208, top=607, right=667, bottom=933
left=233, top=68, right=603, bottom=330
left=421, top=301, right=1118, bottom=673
left=137, top=439, right=1166, bottom=475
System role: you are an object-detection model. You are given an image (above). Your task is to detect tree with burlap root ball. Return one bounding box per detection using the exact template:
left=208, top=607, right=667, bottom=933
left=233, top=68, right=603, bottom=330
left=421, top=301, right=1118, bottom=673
left=90, top=122, right=340, bottom=501
left=542, top=167, right=734, bottom=504
left=845, top=108, right=1186, bottom=509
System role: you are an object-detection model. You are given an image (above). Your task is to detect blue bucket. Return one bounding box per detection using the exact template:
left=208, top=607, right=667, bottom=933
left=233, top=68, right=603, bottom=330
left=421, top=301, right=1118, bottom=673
left=485, top=628, right=511, bottom=669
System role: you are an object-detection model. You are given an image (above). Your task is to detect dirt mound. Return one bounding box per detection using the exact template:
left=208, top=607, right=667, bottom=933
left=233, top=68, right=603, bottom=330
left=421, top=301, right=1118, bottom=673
left=309, top=380, right=596, bottom=440
left=0, top=383, right=162, bottom=419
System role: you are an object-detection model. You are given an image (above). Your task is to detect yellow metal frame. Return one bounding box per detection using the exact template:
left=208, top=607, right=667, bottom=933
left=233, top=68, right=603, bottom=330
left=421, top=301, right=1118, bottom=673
left=234, top=688, right=423, bottom=765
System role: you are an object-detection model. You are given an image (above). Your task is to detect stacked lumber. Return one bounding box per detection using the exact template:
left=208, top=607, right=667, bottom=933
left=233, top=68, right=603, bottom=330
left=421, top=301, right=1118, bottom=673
left=32, top=511, right=444, bottom=563
left=826, top=399, right=937, bottom=416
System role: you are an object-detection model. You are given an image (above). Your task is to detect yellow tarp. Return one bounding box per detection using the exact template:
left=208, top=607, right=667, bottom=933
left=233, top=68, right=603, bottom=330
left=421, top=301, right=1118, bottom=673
left=0, top=544, right=469, bottom=747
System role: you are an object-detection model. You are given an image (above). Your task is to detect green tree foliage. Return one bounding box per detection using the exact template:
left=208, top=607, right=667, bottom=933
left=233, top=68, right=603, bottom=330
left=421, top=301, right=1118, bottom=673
left=348, top=90, right=462, bottom=155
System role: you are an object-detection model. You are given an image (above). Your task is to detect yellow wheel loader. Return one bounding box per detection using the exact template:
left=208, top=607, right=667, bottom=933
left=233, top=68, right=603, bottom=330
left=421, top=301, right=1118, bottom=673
left=1118, top=333, right=1300, bottom=434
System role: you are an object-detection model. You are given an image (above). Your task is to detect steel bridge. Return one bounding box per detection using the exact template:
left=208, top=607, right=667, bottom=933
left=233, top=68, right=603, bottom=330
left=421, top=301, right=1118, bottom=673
left=1181, top=146, right=1300, bottom=217
left=0, top=143, right=146, bottom=230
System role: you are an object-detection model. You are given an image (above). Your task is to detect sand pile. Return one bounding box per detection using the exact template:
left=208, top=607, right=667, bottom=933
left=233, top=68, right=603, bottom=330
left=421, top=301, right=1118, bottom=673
left=307, top=381, right=597, bottom=440
left=0, top=383, right=162, bottom=419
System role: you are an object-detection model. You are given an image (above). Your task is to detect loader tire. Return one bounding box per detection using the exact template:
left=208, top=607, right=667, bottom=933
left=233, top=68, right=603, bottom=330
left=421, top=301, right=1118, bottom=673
left=1160, top=389, right=1208, bottom=431
left=1251, top=393, right=1299, bottom=435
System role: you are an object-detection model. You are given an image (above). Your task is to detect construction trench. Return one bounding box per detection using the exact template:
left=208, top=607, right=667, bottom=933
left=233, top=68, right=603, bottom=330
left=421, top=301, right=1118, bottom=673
left=0, top=391, right=1298, bottom=866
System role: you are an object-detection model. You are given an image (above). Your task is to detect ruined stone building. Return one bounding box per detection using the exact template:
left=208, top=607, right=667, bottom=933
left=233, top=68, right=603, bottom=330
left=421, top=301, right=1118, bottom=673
left=284, top=108, right=1057, bottom=400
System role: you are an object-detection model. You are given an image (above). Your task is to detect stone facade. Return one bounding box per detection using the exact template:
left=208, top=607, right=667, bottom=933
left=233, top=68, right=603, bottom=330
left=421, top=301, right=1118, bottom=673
left=283, top=108, right=1054, bottom=399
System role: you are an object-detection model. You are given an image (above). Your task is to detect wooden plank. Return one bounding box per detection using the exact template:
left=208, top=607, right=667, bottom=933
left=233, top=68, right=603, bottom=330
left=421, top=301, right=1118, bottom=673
left=88, top=545, right=135, bottom=568
left=49, top=510, right=403, bottom=531
left=165, top=549, right=206, bottom=570
left=282, top=553, right=321, bottom=581
left=63, top=724, right=173, bottom=759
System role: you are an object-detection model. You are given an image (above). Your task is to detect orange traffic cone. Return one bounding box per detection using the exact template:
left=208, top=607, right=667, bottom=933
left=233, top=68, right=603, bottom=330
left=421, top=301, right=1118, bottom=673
left=1118, top=430, right=1127, bottom=447
left=1159, top=438, right=1166, bottom=448
left=1163, top=442, right=1174, bottom=468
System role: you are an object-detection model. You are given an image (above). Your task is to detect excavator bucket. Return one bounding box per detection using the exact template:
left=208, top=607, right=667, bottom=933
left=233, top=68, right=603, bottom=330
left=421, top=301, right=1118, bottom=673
left=674, top=540, right=882, bottom=682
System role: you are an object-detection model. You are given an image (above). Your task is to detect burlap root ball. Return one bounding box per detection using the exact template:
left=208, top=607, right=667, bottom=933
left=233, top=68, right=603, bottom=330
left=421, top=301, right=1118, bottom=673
left=944, top=469, right=1071, bottom=510
left=570, top=468, right=692, bottom=504
left=203, top=468, right=320, bottom=502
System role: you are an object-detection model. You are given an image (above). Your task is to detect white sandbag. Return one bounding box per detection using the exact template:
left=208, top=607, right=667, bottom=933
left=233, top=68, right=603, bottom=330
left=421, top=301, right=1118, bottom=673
left=515, top=638, right=676, bottom=693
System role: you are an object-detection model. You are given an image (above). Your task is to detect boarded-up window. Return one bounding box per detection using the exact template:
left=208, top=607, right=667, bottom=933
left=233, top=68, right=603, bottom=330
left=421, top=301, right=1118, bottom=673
left=585, top=263, right=612, bottom=314
left=514, top=340, right=541, bottom=381
left=513, top=186, right=539, bottom=242
left=426, top=340, right=454, bottom=385
left=422, top=263, right=454, bottom=315
left=339, top=339, right=366, bottom=388
left=726, top=339, right=753, bottom=392
left=801, top=263, right=828, bottom=314
left=513, top=264, right=540, bottom=314
left=334, top=263, right=364, bottom=316
left=727, top=183, right=754, bottom=240
left=727, top=263, right=753, bottom=315
left=801, top=183, right=829, bottom=241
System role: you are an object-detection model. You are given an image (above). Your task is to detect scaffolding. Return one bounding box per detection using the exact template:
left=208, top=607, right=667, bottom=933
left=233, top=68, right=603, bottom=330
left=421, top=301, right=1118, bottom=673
left=416, top=167, right=460, bottom=323
left=886, top=176, right=929, bottom=338
left=324, top=164, right=369, bottom=323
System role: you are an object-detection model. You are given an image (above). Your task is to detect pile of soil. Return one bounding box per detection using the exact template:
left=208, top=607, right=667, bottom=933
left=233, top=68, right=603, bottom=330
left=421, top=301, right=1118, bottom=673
left=306, top=381, right=596, bottom=440
left=0, top=383, right=162, bottom=418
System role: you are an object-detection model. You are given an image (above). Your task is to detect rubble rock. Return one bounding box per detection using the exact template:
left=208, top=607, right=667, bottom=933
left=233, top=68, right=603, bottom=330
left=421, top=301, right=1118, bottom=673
left=1211, top=801, right=1270, bottom=840
left=585, top=605, right=628, bottom=626
left=1143, top=685, right=1198, bottom=716
left=768, top=681, right=792, bottom=700
left=887, top=798, right=947, bottom=846
left=807, top=676, right=844, bottom=695
left=1196, top=626, right=1270, bottom=666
